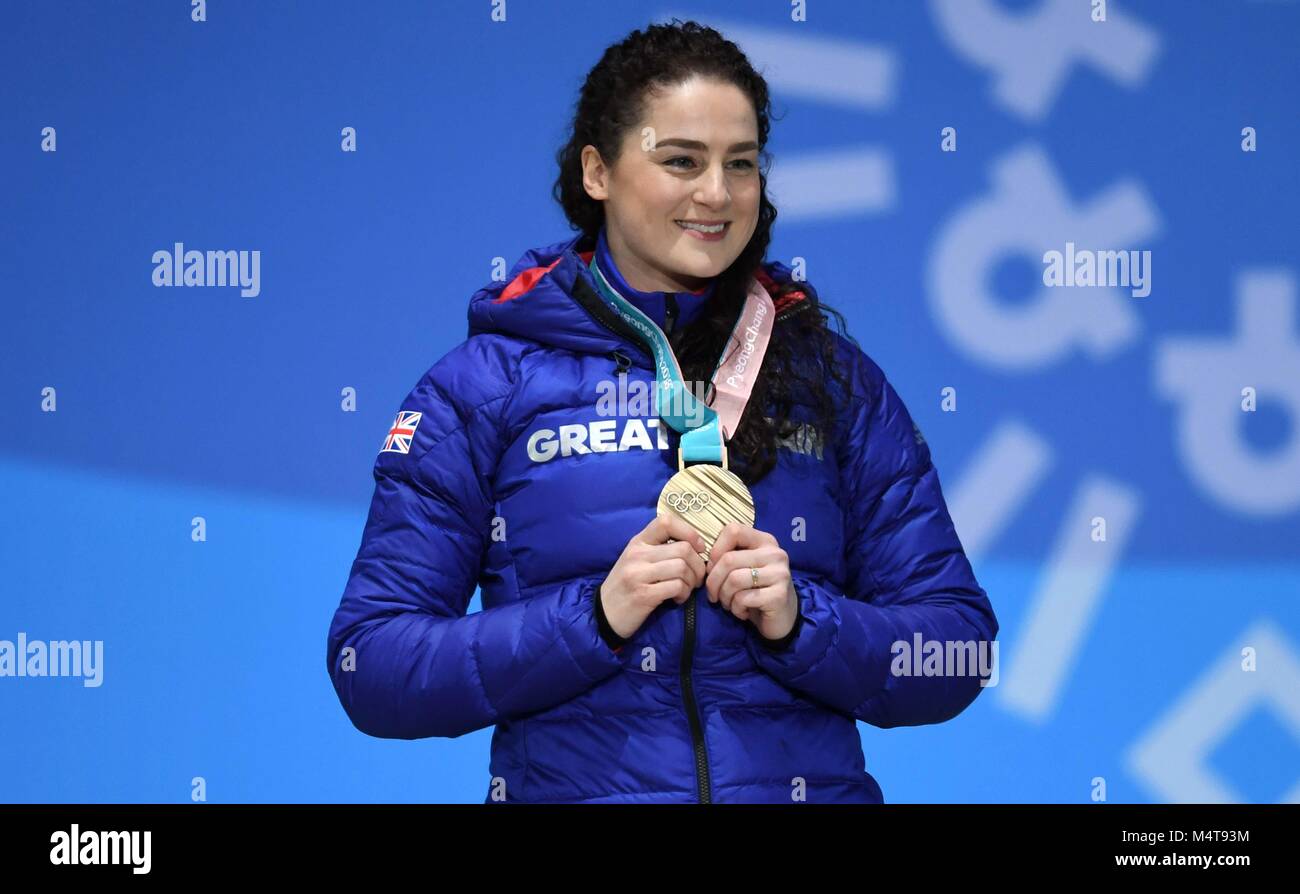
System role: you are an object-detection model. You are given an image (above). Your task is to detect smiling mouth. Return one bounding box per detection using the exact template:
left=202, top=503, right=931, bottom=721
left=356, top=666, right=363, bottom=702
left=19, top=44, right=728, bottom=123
left=675, top=220, right=729, bottom=235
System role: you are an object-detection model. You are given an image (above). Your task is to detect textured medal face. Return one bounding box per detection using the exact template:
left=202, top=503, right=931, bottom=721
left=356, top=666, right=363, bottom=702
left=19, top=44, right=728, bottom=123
left=657, top=463, right=755, bottom=560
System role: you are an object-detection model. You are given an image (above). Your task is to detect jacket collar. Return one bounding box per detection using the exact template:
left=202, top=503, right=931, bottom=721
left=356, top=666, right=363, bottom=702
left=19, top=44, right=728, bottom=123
left=467, top=232, right=809, bottom=369
left=592, top=225, right=715, bottom=333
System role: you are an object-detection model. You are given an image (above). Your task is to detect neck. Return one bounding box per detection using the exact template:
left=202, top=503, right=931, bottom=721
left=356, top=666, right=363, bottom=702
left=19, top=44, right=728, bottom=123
left=603, top=227, right=710, bottom=294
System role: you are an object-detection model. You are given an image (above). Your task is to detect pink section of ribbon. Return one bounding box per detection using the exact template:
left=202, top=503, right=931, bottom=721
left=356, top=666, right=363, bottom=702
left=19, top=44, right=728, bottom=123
left=709, top=276, right=775, bottom=441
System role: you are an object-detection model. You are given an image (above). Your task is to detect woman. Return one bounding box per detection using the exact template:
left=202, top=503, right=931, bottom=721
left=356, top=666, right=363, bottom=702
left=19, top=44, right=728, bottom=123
left=326, top=20, right=997, bottom=804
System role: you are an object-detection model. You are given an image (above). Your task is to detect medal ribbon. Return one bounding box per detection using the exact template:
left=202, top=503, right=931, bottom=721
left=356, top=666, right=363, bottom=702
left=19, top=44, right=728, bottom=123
left=586, top=252, right=775, bottom=464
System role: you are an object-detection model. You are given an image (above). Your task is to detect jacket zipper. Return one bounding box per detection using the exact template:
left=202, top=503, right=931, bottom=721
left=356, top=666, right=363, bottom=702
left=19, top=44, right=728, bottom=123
left=776, top=301, right=811, bottom=322
left=681, top=593, right=712, bottom=803
left=609, top=337, right=709, bottom=801
left=578, top=266, right=809, bottom=803
left=664, top=293, right=678, bottom=334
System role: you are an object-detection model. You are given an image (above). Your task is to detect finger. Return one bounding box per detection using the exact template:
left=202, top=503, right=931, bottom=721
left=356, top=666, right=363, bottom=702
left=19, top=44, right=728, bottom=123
left=718, top=562, right=763, bottom=613
left=707, top=546, right=764, bottom=604
left=675, top=538, right=708, bottom=586
left=713, top=566, right=748, bottom=619
left=639, top=513, right=672, bottom=544
left=638, top=513, right=678, bottom=545
left=643, top=539, right=707, bottom=585
left=738, top=584, right=785, bottom=612
left=706, top=523, right=746, bottom=569
left=706, top=524, right=774, bottom=567
left=729, top=575, right=785, bottom=620
left=707, top=551, right=732, bottom=606
left=650, top=512, right=707, bottom=557
left=645, top=577, right=692, bottom=606
left=644, top=555, right=692, bottom=585
left=728, top=580, right=754, bottom=621
left=731, top=595, right=752, bottom=621
left=648, top=555, right=705, bottom=594
left=717, top=559, right=758, bottom=613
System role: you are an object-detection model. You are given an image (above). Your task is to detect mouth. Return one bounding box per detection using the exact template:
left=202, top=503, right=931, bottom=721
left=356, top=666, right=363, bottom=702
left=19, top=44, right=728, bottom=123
left=675, top=220, right=730, bottom=241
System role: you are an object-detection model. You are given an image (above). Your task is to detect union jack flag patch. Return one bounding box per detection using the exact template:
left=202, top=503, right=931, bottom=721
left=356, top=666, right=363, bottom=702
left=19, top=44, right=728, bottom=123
left=381, top=410, right=422, bottom=454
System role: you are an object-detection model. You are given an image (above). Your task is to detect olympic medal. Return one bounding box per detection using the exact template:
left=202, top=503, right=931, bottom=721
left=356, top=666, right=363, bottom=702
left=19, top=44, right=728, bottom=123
left=657, top=463, right=755, bottom=562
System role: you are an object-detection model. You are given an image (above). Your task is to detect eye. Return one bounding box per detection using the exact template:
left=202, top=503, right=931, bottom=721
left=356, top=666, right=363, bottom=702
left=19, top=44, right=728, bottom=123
left=664, top=156, right=757, bottom=171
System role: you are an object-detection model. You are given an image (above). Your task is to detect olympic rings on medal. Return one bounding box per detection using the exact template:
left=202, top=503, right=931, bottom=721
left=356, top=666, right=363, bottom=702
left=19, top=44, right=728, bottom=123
left=665, top=491, right=711, bottom=513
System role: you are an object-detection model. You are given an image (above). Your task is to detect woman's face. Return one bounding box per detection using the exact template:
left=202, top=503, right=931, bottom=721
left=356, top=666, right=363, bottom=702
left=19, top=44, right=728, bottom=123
left=581, top=75, right=762, bottom=294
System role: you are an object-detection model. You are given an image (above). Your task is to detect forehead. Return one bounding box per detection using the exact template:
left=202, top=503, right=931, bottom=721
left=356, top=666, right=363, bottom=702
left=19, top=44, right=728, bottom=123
left=637, top=77, right=757, bottom=141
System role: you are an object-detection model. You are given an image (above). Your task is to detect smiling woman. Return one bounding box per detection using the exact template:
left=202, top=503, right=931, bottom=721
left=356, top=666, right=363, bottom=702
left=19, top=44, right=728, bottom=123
left=575, top=77, right=763, bottom=292
left=327, top=18, right=997, bottom=804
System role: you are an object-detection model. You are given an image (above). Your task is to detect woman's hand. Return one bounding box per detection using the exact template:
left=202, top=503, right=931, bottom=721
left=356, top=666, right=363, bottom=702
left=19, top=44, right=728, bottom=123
left=599, top=513, right=708, bottom=639
left=704, top=523, right=799, bottom=642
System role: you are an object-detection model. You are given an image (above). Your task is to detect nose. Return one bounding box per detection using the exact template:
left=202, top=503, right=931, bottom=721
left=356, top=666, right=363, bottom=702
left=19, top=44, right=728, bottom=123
left=692, top=162, right=730, bottom=208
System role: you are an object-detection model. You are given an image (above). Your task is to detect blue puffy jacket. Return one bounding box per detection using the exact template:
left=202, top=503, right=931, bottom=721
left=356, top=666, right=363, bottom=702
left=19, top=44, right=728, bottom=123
left=326, top=230, right=998, bottom=803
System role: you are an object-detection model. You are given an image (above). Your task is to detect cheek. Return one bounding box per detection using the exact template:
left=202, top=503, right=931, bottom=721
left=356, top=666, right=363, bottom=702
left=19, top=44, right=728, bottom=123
left=612, top=167, right=672, bottom=222
left=740, top=196, right=763, bottom=234
left=633, top=171, right=686, bottom=211
left=634, top=189, right=681, bottom=229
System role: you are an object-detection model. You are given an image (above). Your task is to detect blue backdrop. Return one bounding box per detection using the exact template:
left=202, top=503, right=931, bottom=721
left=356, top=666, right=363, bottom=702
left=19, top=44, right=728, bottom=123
left=2, top=0, right=1297, bottom=803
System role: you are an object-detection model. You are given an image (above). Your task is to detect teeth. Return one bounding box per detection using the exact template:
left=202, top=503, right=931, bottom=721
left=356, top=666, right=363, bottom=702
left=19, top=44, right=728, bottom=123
left=678, top=221, right=726, bottom=234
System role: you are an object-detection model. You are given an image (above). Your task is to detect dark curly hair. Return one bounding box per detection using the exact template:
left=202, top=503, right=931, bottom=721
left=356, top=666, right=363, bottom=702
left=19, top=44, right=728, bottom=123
left=553, top=19, right=858, bottom=485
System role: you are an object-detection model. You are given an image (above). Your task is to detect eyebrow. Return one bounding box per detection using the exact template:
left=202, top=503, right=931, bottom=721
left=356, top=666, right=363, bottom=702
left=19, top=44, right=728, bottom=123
left=654, top=138, right=760, bottom=153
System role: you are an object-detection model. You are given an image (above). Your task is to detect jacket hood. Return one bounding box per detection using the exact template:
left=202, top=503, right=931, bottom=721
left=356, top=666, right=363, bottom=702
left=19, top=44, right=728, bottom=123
left=466, top=232, right=810, bottom=368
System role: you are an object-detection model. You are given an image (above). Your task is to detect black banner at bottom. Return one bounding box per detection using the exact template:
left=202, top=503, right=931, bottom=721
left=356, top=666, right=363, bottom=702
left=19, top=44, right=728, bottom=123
left=0, top=803, right=1288, bottom=878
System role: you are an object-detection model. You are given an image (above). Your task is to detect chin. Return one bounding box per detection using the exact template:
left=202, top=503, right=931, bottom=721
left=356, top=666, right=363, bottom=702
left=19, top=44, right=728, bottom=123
left=670, top=256, right=724, bottom=283
left=675, top=239, right=735, bottom=263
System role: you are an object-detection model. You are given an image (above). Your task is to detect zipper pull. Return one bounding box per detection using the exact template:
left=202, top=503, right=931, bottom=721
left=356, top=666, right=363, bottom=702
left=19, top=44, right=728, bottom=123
left=610, top=351, right=632, bottom=374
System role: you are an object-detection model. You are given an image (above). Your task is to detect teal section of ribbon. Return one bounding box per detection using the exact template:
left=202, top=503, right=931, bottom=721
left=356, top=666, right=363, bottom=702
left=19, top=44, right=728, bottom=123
left=587, top=254, right=726, bottom=464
